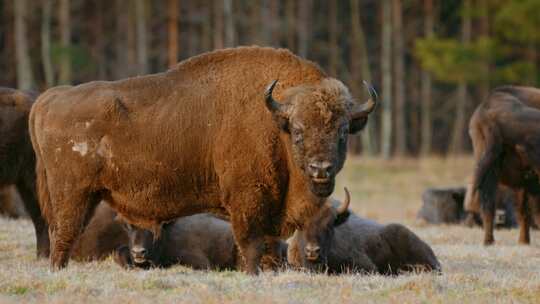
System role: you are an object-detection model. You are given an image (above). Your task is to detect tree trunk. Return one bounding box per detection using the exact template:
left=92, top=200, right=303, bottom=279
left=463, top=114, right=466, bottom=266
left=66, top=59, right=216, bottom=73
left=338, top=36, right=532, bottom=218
left=213, top=0, right=224, bottom=49
left=269, top=1, right=280, bottom=46
left=420, top=0, right=434, bottom=156
left=297, top=0, right=312, bottom=58
left=93, top=0, right=106, bottom=79
left=14, top=0, right=34, bottom=90
left=393, top=0, right=406, bottom=156
left=286, top=0, right=296, bottom=51
left=328, top=0, right=338, bottom=77
left=201, top=2, right=212, bottom=52
left=350, top=0, right=377, bottom=155
left=381, top=0, right=393, bottom=159
left=58, top=0, right=71, bottom=85
left=168, top=0, right=178, bottom=67
left=127, top=2, right=137, bottom=76
left=478, top=0, right=490, bottom=103
left=449, top=0, right=471, bottom=155
left=41, top=0, right=54, bottom=87
left=115, top=0, right=128, bottom=79
left=135, top=0, right=149, bottom=74
left=223, top=0, right=235, bottom=47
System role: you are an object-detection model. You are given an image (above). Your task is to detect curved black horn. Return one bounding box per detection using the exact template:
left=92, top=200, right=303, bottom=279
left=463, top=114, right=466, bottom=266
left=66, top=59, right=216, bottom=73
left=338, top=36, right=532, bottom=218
left=264, top=80, right=287, bottom=115
left=351, top=81, right=378, bottom=119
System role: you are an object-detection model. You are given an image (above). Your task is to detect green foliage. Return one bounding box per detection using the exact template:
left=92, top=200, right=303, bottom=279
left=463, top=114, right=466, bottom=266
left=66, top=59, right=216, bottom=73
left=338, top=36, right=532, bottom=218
left=414, top=1, right=539, bottom=86
left=494, top=0, right=540, bottom=43
left=415, top=37, right=493, bottom=84
left=51, top=43, right=94, bottom=75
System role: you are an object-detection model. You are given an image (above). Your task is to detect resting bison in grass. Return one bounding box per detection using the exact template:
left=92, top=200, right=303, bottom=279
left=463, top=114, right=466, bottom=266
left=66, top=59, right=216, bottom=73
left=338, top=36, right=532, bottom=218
left=70, top=202, right=128, bottom=261
left=419, top=186, right=518, bottom=228
left=30, top=47, right=377, bottom=273
left=0, top=88, right=49, bottom=257
left=113, top=213, right=272, bottom=270
left=469, top=86, right=540, bottom=245
left=288, top=189, right=441, bottom=274
left=417, top=187, right=466, bottom=224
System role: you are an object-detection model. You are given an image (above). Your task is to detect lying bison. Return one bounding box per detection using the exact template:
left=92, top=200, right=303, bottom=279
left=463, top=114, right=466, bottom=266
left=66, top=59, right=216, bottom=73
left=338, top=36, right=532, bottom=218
left=418, top=187, right=467, bottom=224
left=30, top=47, right=377, bottom=273
left=113, top=213, right=285, bottom=270
left=0, top=88, right=49, bottom=257
left=289, top=189, right=441, bottom=274
left=419, top=185, right=518, bottom=228
left=469, top=86, right=540, bottom=245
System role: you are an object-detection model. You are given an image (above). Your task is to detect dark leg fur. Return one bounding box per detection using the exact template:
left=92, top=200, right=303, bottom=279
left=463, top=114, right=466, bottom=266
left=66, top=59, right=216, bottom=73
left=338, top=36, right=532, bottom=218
left=16, top=179, right=50, bottom=258
left=515, top=189, right=531, bottom=244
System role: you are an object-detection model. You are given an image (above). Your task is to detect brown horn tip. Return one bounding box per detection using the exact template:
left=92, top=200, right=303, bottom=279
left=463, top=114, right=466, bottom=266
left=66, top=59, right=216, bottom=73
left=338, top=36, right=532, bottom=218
left=337, top=187, right=351, bottom=214
left=264, top=80, right=279, bottom=108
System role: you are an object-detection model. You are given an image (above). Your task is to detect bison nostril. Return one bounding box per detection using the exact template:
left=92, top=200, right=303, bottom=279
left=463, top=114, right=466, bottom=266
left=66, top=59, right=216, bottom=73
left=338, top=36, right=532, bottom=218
left=309, top=161, right=333, bottom=180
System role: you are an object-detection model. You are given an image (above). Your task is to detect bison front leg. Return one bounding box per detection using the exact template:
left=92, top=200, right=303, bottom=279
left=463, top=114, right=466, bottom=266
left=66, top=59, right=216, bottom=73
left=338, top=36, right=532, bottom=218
left=230, top=213, right=265, bottom=275
left=515, top=189, right=531, bottom=245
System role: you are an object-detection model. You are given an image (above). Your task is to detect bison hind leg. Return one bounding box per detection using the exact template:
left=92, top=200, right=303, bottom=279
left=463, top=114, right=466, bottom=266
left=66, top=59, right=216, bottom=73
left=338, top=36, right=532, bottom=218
left=48, top=189, right=101, bottom=270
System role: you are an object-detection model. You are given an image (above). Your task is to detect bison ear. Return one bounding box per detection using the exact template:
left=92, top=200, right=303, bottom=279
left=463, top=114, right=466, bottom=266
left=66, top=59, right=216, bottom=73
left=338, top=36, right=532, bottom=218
left=350, top=81, right=377, bottom=134
left=264, top=80, right=291, bottom=132
left=334, top=210, right=350, bottom=227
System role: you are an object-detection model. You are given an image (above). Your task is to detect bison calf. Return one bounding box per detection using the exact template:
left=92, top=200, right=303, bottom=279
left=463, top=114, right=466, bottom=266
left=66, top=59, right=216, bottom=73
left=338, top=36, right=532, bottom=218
left=114, top=214, right=246, bottom=270
left=288, top=189, right=441, bottom=274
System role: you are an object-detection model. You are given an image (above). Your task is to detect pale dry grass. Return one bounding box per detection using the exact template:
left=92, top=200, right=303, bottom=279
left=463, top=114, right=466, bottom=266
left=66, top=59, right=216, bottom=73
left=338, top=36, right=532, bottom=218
left=1, top=157, right=539, bottom=303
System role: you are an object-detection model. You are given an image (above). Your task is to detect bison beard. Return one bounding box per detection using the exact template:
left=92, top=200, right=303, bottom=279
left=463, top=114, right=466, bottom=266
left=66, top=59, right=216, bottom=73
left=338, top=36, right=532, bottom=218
left=30, top=47, right=376, bottom=274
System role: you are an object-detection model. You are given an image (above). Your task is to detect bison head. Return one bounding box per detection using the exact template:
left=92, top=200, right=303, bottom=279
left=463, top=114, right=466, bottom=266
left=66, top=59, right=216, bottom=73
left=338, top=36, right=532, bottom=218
left=265, top=79, right=377, bottom=198
left=117, top=218, right=166, bottom=268
left=297, top=188, right=351, bottom=269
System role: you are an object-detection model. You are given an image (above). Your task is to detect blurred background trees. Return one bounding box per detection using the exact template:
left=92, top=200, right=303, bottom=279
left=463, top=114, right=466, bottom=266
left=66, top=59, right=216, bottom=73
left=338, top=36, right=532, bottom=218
left=1, top=0, right=539, bottom=157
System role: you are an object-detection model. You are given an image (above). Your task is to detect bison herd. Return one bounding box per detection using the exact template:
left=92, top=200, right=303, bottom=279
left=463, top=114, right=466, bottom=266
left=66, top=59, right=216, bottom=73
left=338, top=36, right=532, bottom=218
left=0, top=46, right=536, bottom=277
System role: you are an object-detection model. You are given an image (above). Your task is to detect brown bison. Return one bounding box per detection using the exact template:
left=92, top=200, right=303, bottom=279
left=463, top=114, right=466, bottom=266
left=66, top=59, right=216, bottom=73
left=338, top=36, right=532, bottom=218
left=70, top=202, right=128, bottom=261
left=288, top=189, right=441, bottom=274
left=113, top=213, right=288, bottom=270
left=29, top=47, right=377, bottom=273
left=0, top=88, right=49, bottom=257
left=469, top=86, right=540, bottom=245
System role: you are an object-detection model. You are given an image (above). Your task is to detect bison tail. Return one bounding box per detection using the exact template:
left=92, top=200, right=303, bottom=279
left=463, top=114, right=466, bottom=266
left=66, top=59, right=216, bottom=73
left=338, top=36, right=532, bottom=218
left=28, top=102, right=53, bottom=227
left=471, top=123, right=502, bottom=213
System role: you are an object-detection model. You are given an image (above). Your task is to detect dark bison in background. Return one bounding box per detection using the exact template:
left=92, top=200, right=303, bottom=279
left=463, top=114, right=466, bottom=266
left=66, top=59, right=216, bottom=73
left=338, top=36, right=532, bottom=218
left=30, top=47, right=377, bottom=274
left=288, top=190, right=441, bottom=274
left=113, top=213, right=289, bottom=270
left=0, top=186, right=26, bottom=218
left=469, top=86, right=540, bottom=245
left=418, top=185, right=518, bottom=228
left=0, top=88, right=49, bottom=258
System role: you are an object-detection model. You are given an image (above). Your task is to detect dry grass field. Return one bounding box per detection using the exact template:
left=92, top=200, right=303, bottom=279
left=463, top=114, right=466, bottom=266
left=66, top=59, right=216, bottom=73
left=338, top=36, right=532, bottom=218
left=1, top=157, right=540, bottom=303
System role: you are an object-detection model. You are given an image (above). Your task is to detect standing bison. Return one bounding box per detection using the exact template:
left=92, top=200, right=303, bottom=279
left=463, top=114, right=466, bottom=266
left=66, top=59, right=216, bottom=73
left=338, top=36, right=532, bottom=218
left=0, top=88, right=49, bottom=258
left=30, top=47, right=377, bottom=274
left=469, top=86, right=540, bottom=245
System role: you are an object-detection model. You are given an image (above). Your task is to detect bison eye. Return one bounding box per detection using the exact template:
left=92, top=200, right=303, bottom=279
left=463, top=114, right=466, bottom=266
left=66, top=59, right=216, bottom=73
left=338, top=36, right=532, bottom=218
left=292, top=128, right=303, bottom=143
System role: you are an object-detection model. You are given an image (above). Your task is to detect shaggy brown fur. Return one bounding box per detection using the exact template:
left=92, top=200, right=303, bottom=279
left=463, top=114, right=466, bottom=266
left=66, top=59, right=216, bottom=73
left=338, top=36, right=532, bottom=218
left=71, top=202, right=128, bottom=261
left=288, top=198, right=441, bottom=275
left=469, top=86, right=540, bottom=245
left=0, top=87, right=49, bottom=257
left=30, top=47, right=376, bottom=273
left=114, top=213, right=288, bottom=271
